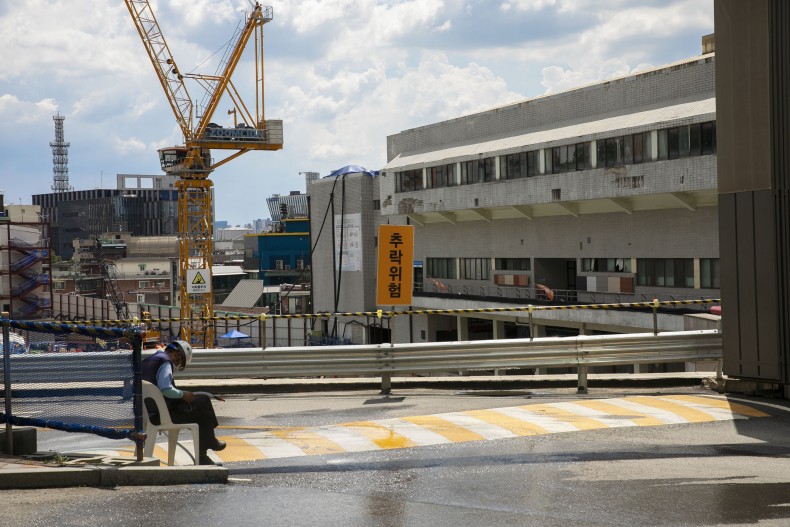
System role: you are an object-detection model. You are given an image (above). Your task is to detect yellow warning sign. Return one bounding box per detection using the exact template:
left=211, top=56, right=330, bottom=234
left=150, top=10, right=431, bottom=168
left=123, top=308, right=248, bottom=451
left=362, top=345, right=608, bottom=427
left=186, top=269, right=211, bottom=294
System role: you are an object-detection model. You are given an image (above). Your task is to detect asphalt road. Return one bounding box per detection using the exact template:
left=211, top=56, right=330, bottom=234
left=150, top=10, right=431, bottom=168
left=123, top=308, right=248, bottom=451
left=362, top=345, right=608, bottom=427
left=6, top=386, right=790, bottom=527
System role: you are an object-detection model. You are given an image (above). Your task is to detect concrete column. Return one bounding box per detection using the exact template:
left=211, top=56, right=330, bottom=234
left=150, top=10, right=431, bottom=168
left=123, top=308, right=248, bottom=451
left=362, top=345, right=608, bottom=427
left=493, top=319, right=505, bottom=339
left=457, top=316, right=469, bottom=341
left=590, top=140, right=597, bottom=168
left=494, top=156, right=501, bottom=180
left=650, top=130, right=658, bottom=160
left=694, top=257, right=701, bottom=289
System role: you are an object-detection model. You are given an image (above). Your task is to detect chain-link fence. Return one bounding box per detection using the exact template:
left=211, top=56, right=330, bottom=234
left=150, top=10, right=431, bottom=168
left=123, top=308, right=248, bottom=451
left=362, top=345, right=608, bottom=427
left=1, top=317, right=145, bottom=452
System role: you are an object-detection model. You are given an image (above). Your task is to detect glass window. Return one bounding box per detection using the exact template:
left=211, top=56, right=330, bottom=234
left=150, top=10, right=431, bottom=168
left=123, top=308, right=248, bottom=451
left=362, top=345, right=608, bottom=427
left=605, top=137, right=624, bottom=167
left=495, top=258, right=530, bottom=271
left=701, top=122, right=716, bottom=155
left=596, top=141, right=606, bottom=168
left=637, top=258, right=693, bottom=287
left=426, top=257, right=456, bottom=279
left=576, top=143, right=591, bottom=170
left=658, top=129, right=668, bottom=160
left=426, top=164, right=454, bottom=189
left=633, top=133, right=644, bottom=164
left=700, top=258, right=720, bottom=288
left=544, top=149, right=553, bottom=174
left=679, top=125, right=690, bottom=157
left=624, top=135, right=633, bottom=165
left=667, top=127, right=680, bottom=159
left=689, top=124, right=701, bottom=156
left=503, top=153, right=532, bottom=180
left=460, top=258, right=490, bottom=280
left=461, top=160, right=477, bottom=185
left=527, top=151, right=537, bottom=177
left=396, top=169, right=422, bottom=192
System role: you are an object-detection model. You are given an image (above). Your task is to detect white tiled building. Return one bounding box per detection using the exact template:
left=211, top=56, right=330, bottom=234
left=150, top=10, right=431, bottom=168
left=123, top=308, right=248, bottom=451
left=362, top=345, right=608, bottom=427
left=376, top=50, right=719, bottom=344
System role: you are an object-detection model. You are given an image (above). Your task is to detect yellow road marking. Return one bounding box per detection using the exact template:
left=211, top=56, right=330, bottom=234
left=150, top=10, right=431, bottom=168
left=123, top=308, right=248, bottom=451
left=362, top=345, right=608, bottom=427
left=343, top=421, right=417, bottom=449
left=465, top=409, right=549, bottom=436
left=623, top=396, right=716, bottom=423
left=271, top=428, right=346, bottom=455
left=403, top=415, right=486, bottom=442
left=573, top=400, right=665, bottom=426
left=517, top=403, right=610, bottom=430
left=214, top=436, right=265, bottom=462
left=662, top=395, right=771, bottom=417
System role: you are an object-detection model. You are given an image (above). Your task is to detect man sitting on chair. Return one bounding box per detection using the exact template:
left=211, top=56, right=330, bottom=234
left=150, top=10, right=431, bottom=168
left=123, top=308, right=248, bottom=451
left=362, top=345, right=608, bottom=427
left=141, top=340, right=226, bottom=465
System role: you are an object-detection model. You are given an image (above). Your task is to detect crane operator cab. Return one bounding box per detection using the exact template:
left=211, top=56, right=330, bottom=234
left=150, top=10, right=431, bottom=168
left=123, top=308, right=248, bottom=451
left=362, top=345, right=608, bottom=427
left=158, top=147, right=212, bottom=175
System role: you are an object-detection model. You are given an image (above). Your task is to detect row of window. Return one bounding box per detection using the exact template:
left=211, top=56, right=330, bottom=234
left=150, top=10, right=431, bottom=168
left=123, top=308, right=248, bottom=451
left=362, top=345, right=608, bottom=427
left=426, top=257, right=720, bottom=289
left=395, top=121, right=717, bottom=192
left=427, top=257, right=531, bottom=280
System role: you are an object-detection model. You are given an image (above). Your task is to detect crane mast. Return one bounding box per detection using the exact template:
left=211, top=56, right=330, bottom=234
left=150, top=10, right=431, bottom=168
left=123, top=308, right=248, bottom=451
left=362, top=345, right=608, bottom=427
left=124, top=1, right=283, bottom=346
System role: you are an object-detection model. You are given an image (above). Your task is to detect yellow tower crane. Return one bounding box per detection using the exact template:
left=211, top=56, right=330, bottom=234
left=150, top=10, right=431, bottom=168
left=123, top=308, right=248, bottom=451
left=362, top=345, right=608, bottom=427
left=123, top=1, right=283, bottom=346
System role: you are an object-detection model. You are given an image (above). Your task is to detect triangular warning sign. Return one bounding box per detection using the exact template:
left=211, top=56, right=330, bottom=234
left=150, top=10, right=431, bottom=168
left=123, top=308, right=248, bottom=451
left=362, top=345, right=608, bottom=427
left=192, top=272, right=206, bottom=285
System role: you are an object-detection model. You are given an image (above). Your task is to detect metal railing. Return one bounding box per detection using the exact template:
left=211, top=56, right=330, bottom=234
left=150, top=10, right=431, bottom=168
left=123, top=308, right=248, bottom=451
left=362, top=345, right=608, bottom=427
left=175, top=329, right=723, bottom=393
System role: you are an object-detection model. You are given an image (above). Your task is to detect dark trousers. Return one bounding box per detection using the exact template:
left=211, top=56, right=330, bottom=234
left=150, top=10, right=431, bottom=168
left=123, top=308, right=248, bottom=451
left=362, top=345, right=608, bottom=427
left=165, top=394, right=220, bottom=454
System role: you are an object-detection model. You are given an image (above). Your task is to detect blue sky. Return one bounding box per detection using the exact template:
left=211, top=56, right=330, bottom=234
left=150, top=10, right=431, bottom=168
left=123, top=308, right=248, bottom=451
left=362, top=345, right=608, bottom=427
left=0, top=0, right=713, bottom=227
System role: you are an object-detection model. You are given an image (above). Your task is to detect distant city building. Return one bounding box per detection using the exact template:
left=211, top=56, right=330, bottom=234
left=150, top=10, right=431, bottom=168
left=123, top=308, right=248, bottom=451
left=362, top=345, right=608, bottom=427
left=0, top=200, right=51, bottom=318
left=33, top=174, right=185, bottom=260
left=308, top=170, right=383, bottom=343
left=215, top=220, right=229, bottom=230
left=216, top=226, right=252, bottom=241
left=252, top=218, right=272, bottom=233
left=244, top=218, right=311, bottom=288
left=267, top=191, right=308, bottom=222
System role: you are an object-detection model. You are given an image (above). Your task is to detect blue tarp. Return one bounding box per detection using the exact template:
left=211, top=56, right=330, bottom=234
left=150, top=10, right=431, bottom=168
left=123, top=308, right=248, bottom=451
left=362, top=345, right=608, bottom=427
left=219, top=329, right=249, bottom=339
left=326, top=165, right=380, bottom=178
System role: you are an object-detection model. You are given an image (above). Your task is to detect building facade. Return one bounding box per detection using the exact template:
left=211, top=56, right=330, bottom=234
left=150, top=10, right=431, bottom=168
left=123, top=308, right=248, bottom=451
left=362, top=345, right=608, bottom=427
left=33, top=174, right=180, bottom=260
left=309, top=171, right=386, bottom=343
left=376, top=51, right=719, bottom=344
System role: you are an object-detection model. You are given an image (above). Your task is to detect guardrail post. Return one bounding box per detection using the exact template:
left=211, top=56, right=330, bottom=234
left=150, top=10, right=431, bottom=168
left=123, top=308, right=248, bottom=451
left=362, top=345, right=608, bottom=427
left=2, top=312, right=13, bottom=456
left=381, top=374, right=391, bottom=395
left=528, top=305, right=534, bottom=341
left=577, top=365, right=588, bottom=394
left=652, top=298, right=660, bottom=335
left=259, top=314, right=267, bottom=350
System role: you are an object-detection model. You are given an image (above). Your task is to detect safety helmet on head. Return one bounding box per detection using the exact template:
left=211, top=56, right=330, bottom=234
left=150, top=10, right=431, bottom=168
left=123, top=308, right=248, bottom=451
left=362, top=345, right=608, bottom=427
left=166, top=340, right=193, bottom=370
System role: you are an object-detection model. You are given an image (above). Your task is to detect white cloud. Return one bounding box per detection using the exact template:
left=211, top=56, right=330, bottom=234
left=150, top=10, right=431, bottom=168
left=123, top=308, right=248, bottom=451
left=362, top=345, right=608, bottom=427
left=113, top=136, right=148, bottom=155
left=0, top=94, right=59, bottom=124
left=500, top=0, right=557, bottom=13
left=0, top=0, right=714, bottom=226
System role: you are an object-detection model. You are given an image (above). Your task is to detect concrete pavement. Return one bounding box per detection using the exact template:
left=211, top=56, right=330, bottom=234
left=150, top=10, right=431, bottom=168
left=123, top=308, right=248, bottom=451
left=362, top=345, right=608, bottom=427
left=1, top=371, right=765, bottom=490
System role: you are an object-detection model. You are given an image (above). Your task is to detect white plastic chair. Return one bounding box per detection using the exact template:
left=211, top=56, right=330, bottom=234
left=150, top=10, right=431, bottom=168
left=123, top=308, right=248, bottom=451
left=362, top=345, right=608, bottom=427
left=142, top=380, right=200, bottom=466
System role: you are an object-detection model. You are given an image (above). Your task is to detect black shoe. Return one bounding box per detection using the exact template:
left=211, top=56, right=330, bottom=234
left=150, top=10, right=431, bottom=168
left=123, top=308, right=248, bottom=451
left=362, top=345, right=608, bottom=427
left=199, top=455, right=216, bottom=465
left=212, top=440, right=227, bottom=452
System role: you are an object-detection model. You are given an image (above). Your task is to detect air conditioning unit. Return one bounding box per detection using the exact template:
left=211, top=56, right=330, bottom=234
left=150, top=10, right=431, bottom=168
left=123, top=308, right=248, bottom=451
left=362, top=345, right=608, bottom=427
left=275, top=260, right=284, bottom=270
left=285, top=265, right=291, bottom=270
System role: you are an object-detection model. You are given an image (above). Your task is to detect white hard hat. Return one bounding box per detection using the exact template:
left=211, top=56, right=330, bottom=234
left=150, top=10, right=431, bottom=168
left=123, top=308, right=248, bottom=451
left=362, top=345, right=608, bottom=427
left=167, top=340, right=193, bottom=369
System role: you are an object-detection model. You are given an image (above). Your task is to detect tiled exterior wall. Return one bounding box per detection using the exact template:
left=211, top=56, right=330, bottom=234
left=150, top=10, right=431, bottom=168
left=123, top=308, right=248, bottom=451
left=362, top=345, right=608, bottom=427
left=387, top=56, right=715, bottom=160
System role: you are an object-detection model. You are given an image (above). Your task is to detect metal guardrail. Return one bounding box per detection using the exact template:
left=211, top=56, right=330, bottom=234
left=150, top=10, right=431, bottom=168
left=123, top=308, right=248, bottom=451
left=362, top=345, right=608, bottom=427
left=176, top=329, right=723, bottom=393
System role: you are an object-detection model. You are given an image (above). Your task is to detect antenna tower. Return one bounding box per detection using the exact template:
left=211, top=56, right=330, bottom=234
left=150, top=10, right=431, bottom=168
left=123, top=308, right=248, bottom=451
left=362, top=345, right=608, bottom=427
left=50, top=112, right=71, bottom=192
